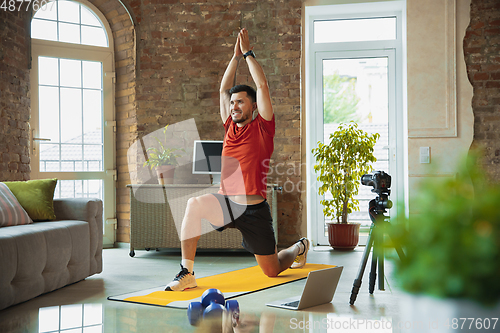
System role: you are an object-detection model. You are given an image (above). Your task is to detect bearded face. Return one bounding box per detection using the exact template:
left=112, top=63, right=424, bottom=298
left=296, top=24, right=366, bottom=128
left=230, top=91, right=256, bottom=126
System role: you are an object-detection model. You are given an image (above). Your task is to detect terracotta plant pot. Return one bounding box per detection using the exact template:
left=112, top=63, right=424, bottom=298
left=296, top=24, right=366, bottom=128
left=327, top=222, right=360, bottom=250
left=156, top=165, right=175, bottom=185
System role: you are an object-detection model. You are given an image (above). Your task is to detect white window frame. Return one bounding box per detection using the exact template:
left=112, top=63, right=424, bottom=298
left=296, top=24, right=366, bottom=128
left=305, top=1, right=408, bottom=246
left=30, top=0, right=116, bottom=247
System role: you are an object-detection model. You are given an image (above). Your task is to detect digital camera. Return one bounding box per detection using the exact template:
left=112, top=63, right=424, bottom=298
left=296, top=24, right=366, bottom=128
left=361, top=170, right=391, bottom=192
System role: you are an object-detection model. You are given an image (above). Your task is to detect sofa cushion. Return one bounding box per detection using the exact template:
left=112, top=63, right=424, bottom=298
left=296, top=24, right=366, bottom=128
left=4, top=179, right=57, bottom=221
left=0, top=183, right=33, bottom=227
left=0, top=220, right=90, bottom=309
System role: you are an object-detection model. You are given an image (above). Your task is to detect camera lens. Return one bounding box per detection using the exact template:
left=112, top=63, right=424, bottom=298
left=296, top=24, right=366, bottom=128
left=361, top=174, right=374, bottom=187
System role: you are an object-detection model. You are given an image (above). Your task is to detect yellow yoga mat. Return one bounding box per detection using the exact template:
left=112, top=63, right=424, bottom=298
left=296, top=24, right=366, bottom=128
left=108, top=263, right=335, bottom=308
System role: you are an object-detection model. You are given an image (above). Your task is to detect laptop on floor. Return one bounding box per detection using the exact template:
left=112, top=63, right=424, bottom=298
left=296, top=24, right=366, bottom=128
left=266, top=266, right=343, bottom=310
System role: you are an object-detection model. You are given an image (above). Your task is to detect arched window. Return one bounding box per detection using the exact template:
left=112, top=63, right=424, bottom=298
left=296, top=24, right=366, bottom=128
left=30, top=0, right=116, bottom=246
left=31, top=0, right=108, bottom=47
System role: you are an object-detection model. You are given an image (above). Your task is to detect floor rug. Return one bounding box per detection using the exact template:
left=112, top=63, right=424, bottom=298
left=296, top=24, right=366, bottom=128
left=107, top=263, right=335, bottom=308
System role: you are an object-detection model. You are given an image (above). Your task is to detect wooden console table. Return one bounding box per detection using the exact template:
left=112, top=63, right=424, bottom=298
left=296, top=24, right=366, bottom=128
left=127, top=184, right=279, bottom=257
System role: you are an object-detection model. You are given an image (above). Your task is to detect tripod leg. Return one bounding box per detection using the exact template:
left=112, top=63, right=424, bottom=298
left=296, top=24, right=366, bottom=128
left=394, top=245, right=406, bottom=262
left=378, top=227, right=385, bottom=291
left=368, top=251, right=377, bottom=294
left=349, top=225, right=375, bottom=305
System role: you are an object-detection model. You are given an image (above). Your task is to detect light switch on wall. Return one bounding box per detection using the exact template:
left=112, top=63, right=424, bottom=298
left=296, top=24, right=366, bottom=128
left=420, top=147, right=430, bottom=163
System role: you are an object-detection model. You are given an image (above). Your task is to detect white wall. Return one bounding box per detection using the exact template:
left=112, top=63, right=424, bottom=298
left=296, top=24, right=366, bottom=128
left=406, top=0, right=473, bottom=213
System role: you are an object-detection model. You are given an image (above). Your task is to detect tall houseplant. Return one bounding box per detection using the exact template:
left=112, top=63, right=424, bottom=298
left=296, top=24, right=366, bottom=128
left=390, top=154, right=500, bottom=326
left=312, top=122, right=379, bottom=250
left=143, top=125, right=184, bottom=185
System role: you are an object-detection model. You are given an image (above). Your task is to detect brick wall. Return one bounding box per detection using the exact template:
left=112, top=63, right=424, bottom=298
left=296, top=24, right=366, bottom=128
left=126, top=0, right=303, bottom=246
left=464, top=0, right=500, bottom=180
left=0, top=10, right=31, bottom=181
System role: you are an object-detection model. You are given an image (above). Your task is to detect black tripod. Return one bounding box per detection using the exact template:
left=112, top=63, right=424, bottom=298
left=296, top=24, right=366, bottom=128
left=349, top=191, right=405, bottom=306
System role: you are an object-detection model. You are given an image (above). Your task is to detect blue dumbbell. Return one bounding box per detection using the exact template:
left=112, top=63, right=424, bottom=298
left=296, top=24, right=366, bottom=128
left=225, top=299, right=239, bottom=313
left=201, top=288, right=225, bottom=307
left=187, top=301, right=203, bottom=326
left=225, top=299, right=240, bottom=325
left=203, top=301, right=226, bottom=320
left=202, top=288, right=225, bottom=320
left=188, top=288, right=229, bottom=326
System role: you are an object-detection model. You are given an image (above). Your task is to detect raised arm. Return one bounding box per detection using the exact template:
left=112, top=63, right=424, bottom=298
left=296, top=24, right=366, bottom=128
left=220, top=35, right=243, bottom=123
left=239, top=29, right=274, bottom=121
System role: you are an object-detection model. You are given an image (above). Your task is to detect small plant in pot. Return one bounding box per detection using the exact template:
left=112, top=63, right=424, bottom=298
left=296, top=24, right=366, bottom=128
left=312, top=122, right=379, bottom=250
left=143, top=124, right=184, bottom=185
left=389, top=153, right=500, bottom=326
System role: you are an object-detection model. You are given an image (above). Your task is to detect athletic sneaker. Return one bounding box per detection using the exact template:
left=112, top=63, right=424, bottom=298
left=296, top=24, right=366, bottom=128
left=165, top=264, right=197, bottom=291
left=290, top=237, right=310, bottom=269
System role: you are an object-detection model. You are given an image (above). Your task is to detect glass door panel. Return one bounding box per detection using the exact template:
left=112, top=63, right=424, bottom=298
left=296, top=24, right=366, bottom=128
left=38, top=57, right=104, bottom=174
left=314, top=17, right=397, bottom=43
left=315, top=52, right=395, bottom=244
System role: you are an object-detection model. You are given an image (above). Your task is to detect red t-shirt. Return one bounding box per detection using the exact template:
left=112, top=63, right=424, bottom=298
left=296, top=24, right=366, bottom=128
left=218, top=114, right=275, bottom=198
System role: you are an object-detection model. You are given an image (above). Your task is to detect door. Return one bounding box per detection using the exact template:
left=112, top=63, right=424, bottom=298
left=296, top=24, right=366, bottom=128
left=305, top=3, right=406, bottom=247
left=30, top=41, right=116, bottom=247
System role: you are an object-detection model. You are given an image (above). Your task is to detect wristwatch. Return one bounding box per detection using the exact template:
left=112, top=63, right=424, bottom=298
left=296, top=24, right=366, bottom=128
left=243, top=50, right=256, bottom=60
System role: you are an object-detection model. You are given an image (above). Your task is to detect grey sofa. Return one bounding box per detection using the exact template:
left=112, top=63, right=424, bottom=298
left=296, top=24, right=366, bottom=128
left=0, top=198, right=103, bottom=310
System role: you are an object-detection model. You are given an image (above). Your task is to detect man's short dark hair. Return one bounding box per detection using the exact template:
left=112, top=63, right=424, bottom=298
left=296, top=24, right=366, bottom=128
left=229, top=84, right=257, bottom=103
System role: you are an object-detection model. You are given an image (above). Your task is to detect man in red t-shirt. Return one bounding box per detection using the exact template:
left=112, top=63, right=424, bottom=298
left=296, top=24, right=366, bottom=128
left=166, top=29, right=309, bottom=291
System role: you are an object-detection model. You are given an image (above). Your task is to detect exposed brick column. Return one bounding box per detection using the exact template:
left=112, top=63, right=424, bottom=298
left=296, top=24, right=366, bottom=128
left=464, top=0, right=500, bottom=180
left=88, top=0, right=138, bottom=243
left=0, top=10, right=31, bottom=181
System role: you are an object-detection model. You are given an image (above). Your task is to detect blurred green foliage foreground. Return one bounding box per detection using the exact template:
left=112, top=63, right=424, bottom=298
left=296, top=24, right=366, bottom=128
left=390, top=153, right=500, bottom=307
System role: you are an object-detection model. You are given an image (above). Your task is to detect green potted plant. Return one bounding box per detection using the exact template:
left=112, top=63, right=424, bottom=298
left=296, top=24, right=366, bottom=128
left=143, top=124, right=184, bottom=185
left=390, top=153, right=500, bottom=326
left=312, top=122, right=379, bottom=250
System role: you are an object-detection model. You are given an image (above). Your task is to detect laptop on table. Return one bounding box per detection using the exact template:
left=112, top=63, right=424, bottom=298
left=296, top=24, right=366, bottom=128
left=266, top=266, right=343, bottom=310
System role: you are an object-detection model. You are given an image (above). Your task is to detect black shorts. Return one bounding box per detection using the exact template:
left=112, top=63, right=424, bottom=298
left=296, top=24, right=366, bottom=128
left=211, top=193, right=276, bottom=255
